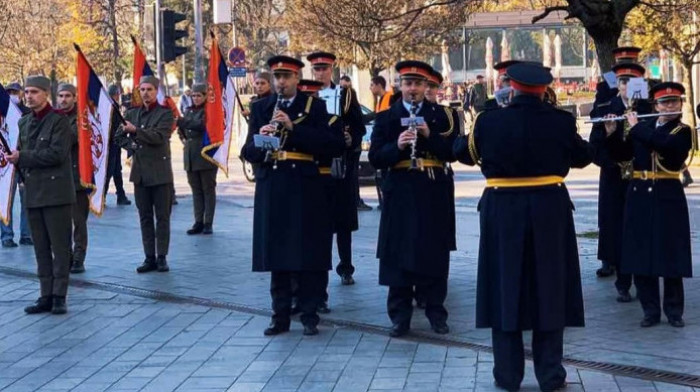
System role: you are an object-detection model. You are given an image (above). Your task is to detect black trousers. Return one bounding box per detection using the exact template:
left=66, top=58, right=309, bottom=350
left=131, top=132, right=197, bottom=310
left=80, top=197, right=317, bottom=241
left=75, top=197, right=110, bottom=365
left=491, top=329, right=566, bottom=391
left=104, top=143, right=127, bottom=197
left=335, top=229, right=354, bottom=276
left=387, top=278, right=448, bottom=327
left=134, top=183, right=172, bottom=257
left=271, top=271, right=324, bottom=327
left=350, top=151, right=362, bottom=205
left=634, top=275, right=684, bottom=320
left=71, top=191, right=90, bottom=263
left=27, top=205, right=72, bottom=297
left=615, top=272, right=633, bottom=292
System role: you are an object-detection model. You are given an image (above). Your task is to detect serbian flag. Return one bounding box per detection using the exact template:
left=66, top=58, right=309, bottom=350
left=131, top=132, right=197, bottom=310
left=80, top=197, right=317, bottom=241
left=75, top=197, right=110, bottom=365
left=75, top=45, right=114, bottom=216
left=202, top=34, right=235, bottom=174
left=0, top=84, right=21, bottom=226
left=130, top=36, right=180, bottom=123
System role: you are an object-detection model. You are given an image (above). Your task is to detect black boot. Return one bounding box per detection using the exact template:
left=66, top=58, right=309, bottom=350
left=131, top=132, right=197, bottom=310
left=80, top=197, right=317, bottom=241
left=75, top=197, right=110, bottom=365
left=202, top=223, right=213, bottom=235
left=116, top=194, right=132, bottom=205
left=596, top=262, right=615, bottom=278
left=24, top=296, right=53, bottom=314
left=187, top=222, right=204, bottom=235
left=52, top=296, right=67, bottom=315
left=156, top=256, right=170, bottom=272
left=70, top=258, right=85, bottom=274
left=136, top=256, right=157, bottom=273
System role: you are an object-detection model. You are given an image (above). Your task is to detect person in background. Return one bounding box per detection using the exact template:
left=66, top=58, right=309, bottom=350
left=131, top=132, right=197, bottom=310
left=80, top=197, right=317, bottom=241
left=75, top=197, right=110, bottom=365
left=178, top=86, right=192, bottom=115
left=105, top=84, right=131, bottom=206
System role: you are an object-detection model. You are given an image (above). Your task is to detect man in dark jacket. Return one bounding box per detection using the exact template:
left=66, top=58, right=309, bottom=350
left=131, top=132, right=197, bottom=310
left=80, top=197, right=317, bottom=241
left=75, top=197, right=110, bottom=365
left=56, top=83, right=90, bottom=274
left=454, top=63, right=593, bottom=391
left=178, top=83, right=218, bottom=235
left=369, top=60, right=457, bottom=338
left=7, top=76, right=76, bottom=315
left=241, top=56, right=344, bottom=336
left=120, top=75, right=174, bottom=273
left=104, top=84, right=131, bottom=206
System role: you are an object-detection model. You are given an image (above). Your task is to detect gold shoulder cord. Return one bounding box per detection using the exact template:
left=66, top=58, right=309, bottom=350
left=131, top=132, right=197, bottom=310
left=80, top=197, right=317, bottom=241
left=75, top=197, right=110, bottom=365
left=329, top=115, right=338, bottom=126
left=440, top=107, right=454, bottom=137
left=654, top=125, right=695, bottom=174
left=343, top=89, right=352, bottom=115
left=292, top=96, right=314, bottom=125
left=467, top=112, right=482, bottom=166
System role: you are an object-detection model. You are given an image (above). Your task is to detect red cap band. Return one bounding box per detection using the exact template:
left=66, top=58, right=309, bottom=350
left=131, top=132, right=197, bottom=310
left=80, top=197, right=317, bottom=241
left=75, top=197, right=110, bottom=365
left=399, top=66, right=431, bottom=80
left=310, top=57, right=335, bottom=66
left=654, top=87, right=683, bottom=101
left=271, top=61, right=302, bottom=73
left=510, top=80, right=546, bottom=94
left=614, top=67, right=644, bottom=78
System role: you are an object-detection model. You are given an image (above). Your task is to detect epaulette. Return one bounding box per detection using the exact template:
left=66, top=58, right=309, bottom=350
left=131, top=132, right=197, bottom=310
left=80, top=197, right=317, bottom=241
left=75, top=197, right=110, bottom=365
left=328, top=115, right=338, bottom=126
left=670, top=124, right=689, bottom=135
left=343, top=88, right=352, bottom=114
left=293, top=96, right=315, bottom=125
left=595, top=101, right=612, bottom=108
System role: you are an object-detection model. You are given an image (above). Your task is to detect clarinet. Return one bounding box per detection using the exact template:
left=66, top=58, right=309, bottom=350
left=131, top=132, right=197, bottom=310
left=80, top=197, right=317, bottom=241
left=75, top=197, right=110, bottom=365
left=408, top=95, right=419, bottom=170
left=264, top=89, right=285, bottom=167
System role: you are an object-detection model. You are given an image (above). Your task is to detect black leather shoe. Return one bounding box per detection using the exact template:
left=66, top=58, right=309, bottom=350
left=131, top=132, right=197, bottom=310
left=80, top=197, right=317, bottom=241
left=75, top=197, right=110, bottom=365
left=596, top=263, right=615, bottom=277
left=669, top=317, right=685, bottom=328
left=389, top=323, right=409, bottom=338
left=357, top=201, right=372, bottom=211
left=202, top=224, right=213, bottom=235
left=494, top=380, right=520, bottom=392
left=264, top=323, right=290, bottom=336
left=156, top=256, right=169, bottom=272
left=52, top=296, right=67, bottom=315
left=19, top=238, right=33, bottom=246
left=116, top=195, right=132, bottom=205
left=340, top=273, right=355, bottom=285
left=2, top=239, right=18, bottom=248
left=70, top=259, right=85, bottom=274
left=24, top=296, right=52, bottom=314
left=640, top=316, right=660, bottom=328
left=430, top=321, right=450, bottom=335
left=317, top=302, right=331, bottom=314
left=187, top=222, right=204, bottom=235
left=172, top=198, right=179, bottom=205
left=136, top=257, right=157, bottom=273
left=616, top=289, right=632, bottom=303
left=303, top=325, right=319, bottom=336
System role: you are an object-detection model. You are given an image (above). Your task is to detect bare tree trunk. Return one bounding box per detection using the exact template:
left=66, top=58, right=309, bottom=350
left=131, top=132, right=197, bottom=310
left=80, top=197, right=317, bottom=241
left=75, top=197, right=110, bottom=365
left=682, top=60, right=697, bottom=128
left=109, top=0, right=121, bottom=83
left=589, top=30, right=620, bottom=72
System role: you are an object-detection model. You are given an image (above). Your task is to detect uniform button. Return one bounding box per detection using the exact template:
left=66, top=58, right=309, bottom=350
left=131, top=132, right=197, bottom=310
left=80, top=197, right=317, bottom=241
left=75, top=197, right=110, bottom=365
left=50, top=176, right=55, bottom=180
left=648, top=187, right=653, bottom=192
left=557, top=183, right=562, bottom=187
left=494, top=186, right=498, bottom=190
left=633, top=186, right=637, bottom=191
left=163, top=157, right=167, bottom=160
left=291, top=164, right=296, bottom=168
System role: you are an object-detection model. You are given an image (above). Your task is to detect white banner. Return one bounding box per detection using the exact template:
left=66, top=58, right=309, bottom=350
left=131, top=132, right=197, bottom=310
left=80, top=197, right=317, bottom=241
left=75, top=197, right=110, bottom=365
left=86, top=88, right=114, bottom=216
left=210, top=76, right=237, bottom=175
left=0, top=88, right=21, bottom=226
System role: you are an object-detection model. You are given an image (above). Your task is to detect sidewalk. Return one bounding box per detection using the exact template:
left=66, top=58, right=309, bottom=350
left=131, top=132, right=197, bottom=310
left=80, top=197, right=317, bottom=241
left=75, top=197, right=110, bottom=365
left=1, top=272, right=694, bottom=392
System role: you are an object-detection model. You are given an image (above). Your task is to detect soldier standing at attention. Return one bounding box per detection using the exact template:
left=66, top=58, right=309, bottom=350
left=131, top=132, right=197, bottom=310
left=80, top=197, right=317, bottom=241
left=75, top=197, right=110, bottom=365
left=55, top=83, right=89, bottom=274
left=7, top=76, right=75, bottom=315
left=179, top=83, right=218, bottom=235
left=120, top=75, right=174, bottom=273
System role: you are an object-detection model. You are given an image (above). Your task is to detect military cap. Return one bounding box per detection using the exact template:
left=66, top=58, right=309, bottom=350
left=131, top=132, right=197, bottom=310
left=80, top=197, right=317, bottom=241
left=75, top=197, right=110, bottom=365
left=505, top=63, right=553, bottom=94
left=611, top=63, right=645, bottom=78
left=57, top=83, right=76, bottom=95
left=395, top=60, right=432, bottom=80
left=306, top=52, right=336, bottom=68
left=494, top=60, right=523, bottom=76
left=297, top=79, right=324, bottom=94
left=650, top=81, right=684, bottom=102
left=267, top=55, right=304, bottom=74
left=613, top=47, right=642, bottom=63
left=255, top=71, right=272, bottom=83
left=427, top=69, right=443, bottom=87
left=191, top=83, right=207, bottom=94
left=139, top=75, right=160, bottom=89
left=25, top=75, right=51, bottom=92
left=5, top=82, right=22, bottom=92
left=107, top=84, right=120, bottom=96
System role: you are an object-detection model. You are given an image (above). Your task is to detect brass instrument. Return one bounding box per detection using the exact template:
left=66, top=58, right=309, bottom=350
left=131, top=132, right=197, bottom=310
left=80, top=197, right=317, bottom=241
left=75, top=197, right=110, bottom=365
left=408, top=95, right=419, bottom=170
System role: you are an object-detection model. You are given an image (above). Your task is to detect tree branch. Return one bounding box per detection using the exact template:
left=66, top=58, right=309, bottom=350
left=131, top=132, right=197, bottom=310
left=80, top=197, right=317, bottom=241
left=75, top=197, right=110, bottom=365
left=532, top=5, right=569, bottom=24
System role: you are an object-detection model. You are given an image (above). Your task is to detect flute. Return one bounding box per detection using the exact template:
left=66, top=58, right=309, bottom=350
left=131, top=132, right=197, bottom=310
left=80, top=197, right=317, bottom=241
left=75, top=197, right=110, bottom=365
left=585, top=111, right=683, bottom=124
